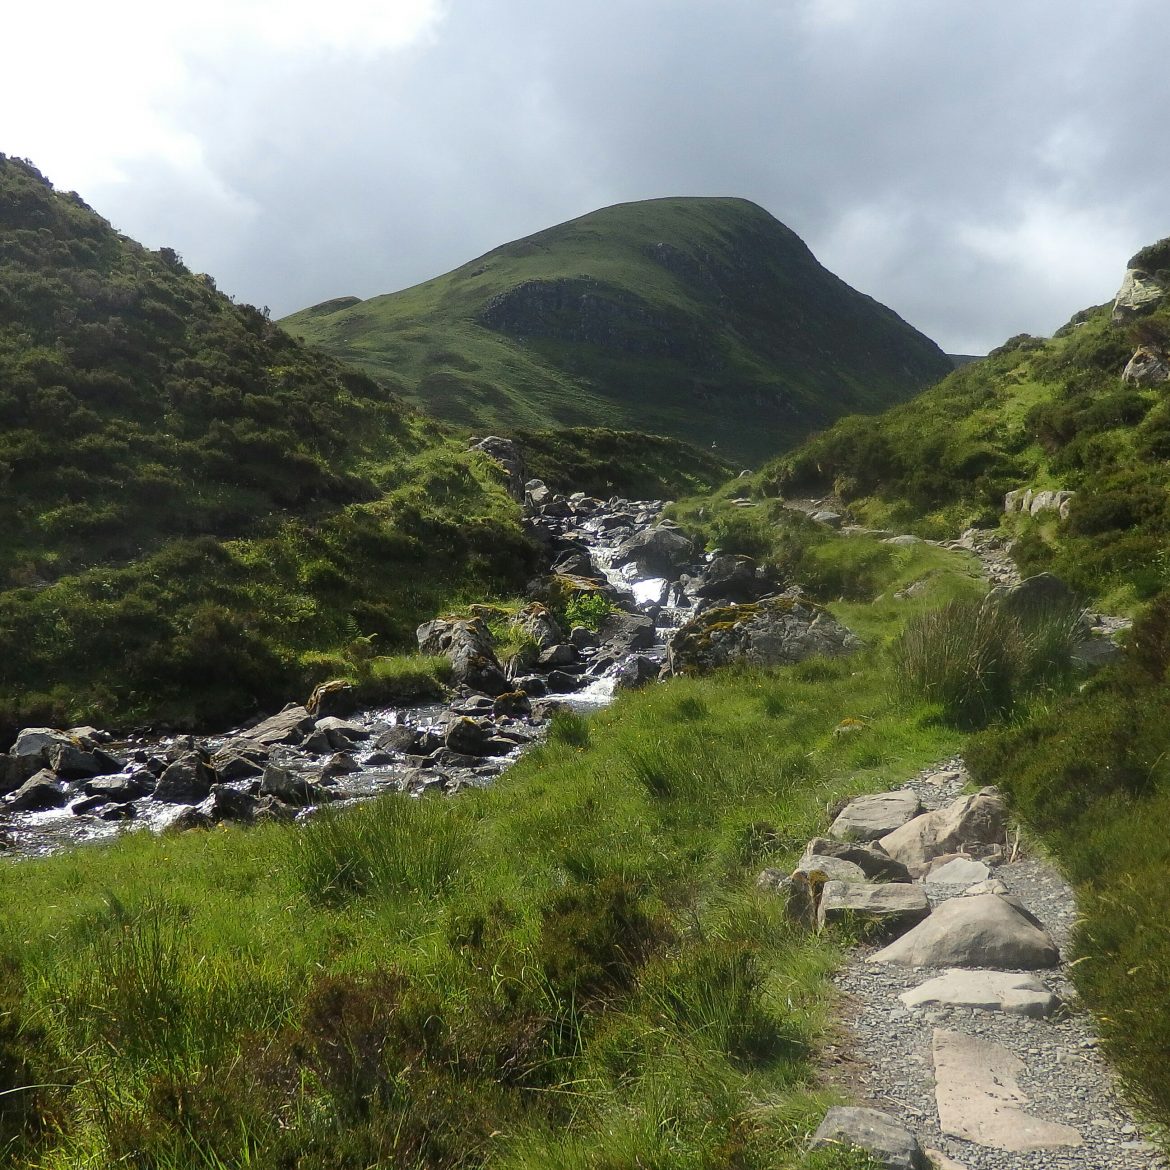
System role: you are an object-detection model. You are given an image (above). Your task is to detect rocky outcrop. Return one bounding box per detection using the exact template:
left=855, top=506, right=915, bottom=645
left=1111, top=266, right=1167, bottom=323
left=1122, top=346, right=1170, bottom=386
left=668, top=594, right=861, bottom=674
left=469, top=436, right=527, bottom=502
left=1003, top=488, right=1076, bottom=520
left=417, top=616, right=509, bottom=696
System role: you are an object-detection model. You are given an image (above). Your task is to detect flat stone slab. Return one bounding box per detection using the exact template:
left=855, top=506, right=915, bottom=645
left=867, top=894, right=1059, bottom=968
left=924, top=857, right=991, bottom=885
left=901, top=969, right=1060, bottom=1016
left=830, top=790, right=921, bottom=842
left=933, top=1028, right=1083, bottom=1151
left=803, top=836, right=913, bottom=882
left=818, top=880, right=931, bottom=931
left=810, top=1105, right=929, bottom=1169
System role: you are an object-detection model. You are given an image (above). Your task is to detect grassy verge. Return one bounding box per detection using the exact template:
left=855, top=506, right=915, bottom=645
left=968, top=592, right=1170, bottom=1125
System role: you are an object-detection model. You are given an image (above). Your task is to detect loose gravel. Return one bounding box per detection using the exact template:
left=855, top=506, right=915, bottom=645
left=823, top=759, right=1168, bottom=1170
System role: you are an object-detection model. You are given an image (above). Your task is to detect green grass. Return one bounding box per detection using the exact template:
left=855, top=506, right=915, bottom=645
left=282, top=197, right=950, bottom=465
left=0, top=561, right=979, bottom=1168
left=758, top=287, right=1170, bottom=603
left=968, top=593, right=1170, bottom=1126
left=0, top=157, right=541, bottom=738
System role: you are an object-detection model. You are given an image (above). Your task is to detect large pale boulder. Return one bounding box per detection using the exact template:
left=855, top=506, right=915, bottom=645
left=933, top=1029, right=1082, bottom=1150
left=1112, top=266, right=1166, bottom=322
left=816, top=881, right=931, bottom=932
left=245, top=704, right=315, bottom=746
left=829, top=790, right=921, bottom=842
left=669, top=594, right=861, bottom=675
left=810, top=1106, right=929, bottom=1170
left=879, top=789, right=1006, bottom=876
left=867, top=894, right=1059, bottom=969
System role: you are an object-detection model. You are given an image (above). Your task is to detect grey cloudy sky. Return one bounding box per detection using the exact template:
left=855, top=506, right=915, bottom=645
left=5, top=0, right=1167, bottom=353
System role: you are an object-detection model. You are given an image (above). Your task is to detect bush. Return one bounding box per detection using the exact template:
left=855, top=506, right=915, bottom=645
left=891, top=594, right=1080, bottom=728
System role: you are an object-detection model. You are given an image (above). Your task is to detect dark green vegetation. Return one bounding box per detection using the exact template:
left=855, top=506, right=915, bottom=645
left=0, top=156, right=537, bottom=736
left=518, top=427, right=733, bottom=498
left=0, top=561, right=978, bottom=1168
left=763, top=281, right=1170, bottom=609
left=282, top=198, right=951, bottom=465
left=969, top=594, right=1170, bottom=1122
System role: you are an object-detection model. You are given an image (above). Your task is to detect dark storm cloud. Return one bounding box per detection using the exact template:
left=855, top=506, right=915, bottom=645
left=78, top=0, right=1170, bottom=353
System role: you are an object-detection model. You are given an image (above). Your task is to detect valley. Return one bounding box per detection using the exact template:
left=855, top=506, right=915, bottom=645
left=1, top=153, right=1169, bottom=1169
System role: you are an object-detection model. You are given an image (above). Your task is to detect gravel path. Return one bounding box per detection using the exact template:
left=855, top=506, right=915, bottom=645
left=823, top=760, right=1167, bottom=1170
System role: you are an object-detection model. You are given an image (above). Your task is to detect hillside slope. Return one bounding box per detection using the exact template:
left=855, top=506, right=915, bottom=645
left=282, top=198, right=951, bottom=464
left=0, top=156, right=535, bottom=732
left=763, top=237, right=1170, bottom=605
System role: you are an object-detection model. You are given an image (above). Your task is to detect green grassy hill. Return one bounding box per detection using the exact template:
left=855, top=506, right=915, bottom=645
left=762, top=244, right=1170, bottom=608
left=0, top=156, right=536, bottom=734
left=282, top=198, right=951, bottom=465
left=750, top=235, right=1170, bottom=1121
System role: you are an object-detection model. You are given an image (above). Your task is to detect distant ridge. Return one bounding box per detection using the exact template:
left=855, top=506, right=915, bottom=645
left=283, top=197, right=952, bottom=464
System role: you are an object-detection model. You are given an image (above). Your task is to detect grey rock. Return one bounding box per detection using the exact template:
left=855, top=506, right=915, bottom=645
left=417, top=616, right=508, bottom=696
left=11, top=727, right=74, bottom=759
left=669, top=594, right=861, bottom=674
left=900, top=969, right=1058, bottom=1016
left=880, top=789, right=1007, bottom=876
left=514, top=602, right=564, bottom=650
left=537, top=643, right=579, bottom=669
left=868, top=894, right=1059, bottom=969
left=612, top=525, right=695, bottom=577
left=305, top=678, right=358, bottom=718
left=923, top=856, right=991, bottom=884
left=47, top=743, right=123, bottom=779
left=810, top=1105, right=929, bottom=1170
left=598, top=610, right=657, bottom=652
left=1123, top=346, right=1170, bottom=386
left=816, top=881, right=931, bottom=932
left=0, top=753, right=45, bottom=797
left=154, top=754, right=215, bottom=804
left=6, top=770, right=69, bottom=811
left=245, top=704, right=315, bottom=746
left=259, top=765, right=322, bottom=807
left=84, top=774, right=152, bottom=801
left=614, top=654, right=660, bottom=690
left=793, top=855, right=870, bottom=884
left=1112, top=266, right=1166, bottom=322
left=444, top=717, right=493, bottom=757
left=883, top=534, right=922, bottom=546
left=374, top=725, right=420, bottom=754
left=803, top=837, right=913, bottom=883
left=470, top=436, right=527, bottom=502
left=829, top=790, right=921, bottom=842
